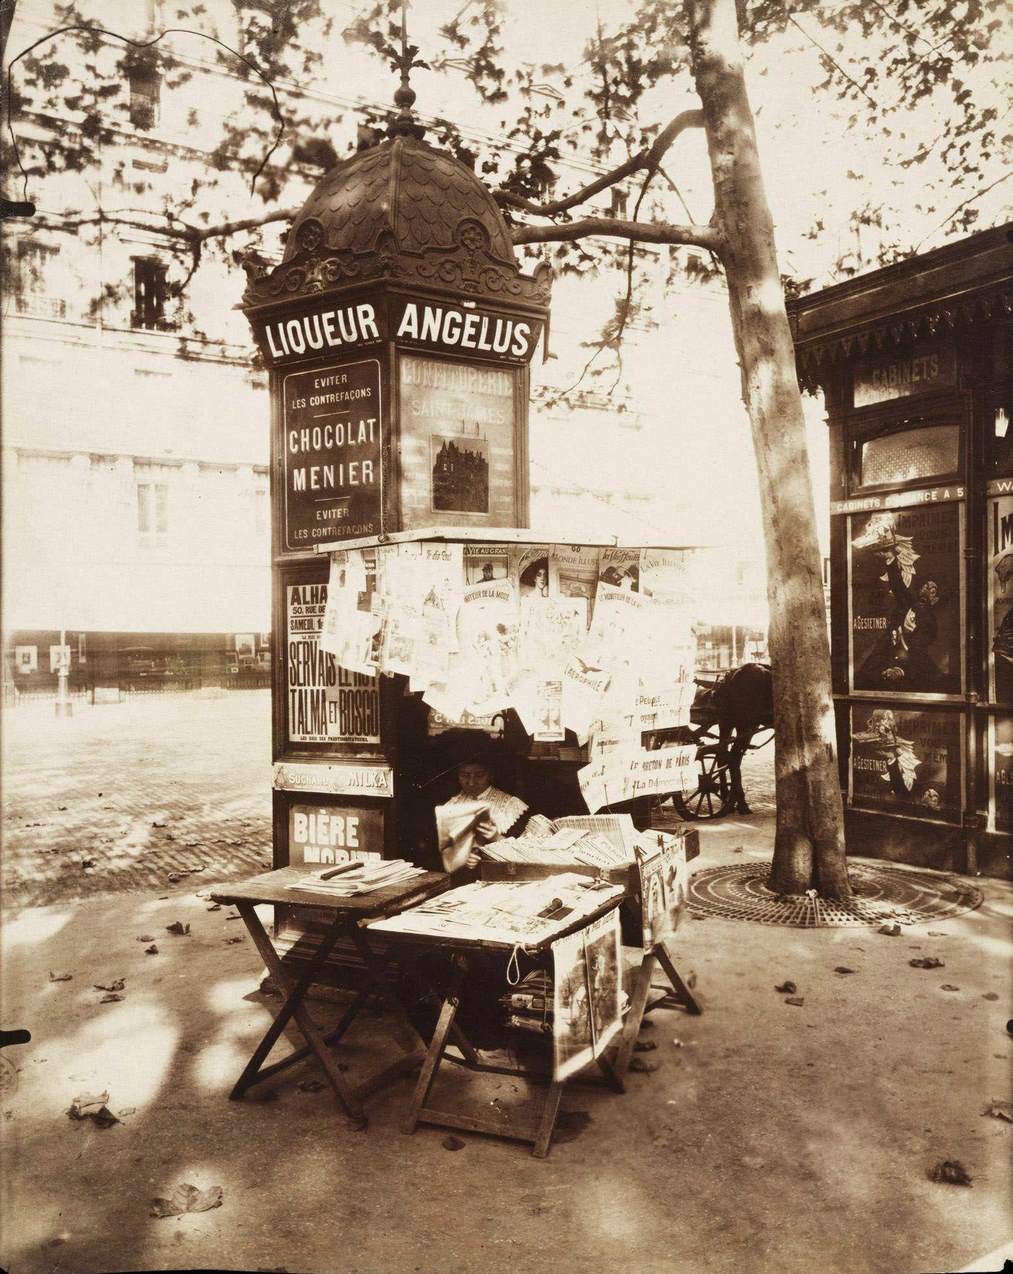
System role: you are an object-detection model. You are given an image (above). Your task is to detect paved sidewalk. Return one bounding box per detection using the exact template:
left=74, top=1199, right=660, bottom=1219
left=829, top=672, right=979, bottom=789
left=2, top=692, right=273, bottom=907
left=2, top=810, right=1010, bottom=1274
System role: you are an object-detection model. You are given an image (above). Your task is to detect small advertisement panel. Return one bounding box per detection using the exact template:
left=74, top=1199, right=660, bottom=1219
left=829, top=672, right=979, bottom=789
left=288, top=803, right=384, bottom=865
left=286, top=582, right=380, bottom=746
left=281, top=359, right=382, bottom=550
left=850, top=704, right=962, bottom=821
left=989, top=715, right=1013, bottom=833
left=398, top=355, right=519, bottom=528
left=849, top=501, right=962, bottom=696
left=987, top=494, right=1013, bottom=703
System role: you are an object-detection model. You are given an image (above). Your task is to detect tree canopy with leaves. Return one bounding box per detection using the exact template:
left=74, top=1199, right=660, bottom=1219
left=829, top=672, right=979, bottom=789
left=3, top=0, right=1009, bottom=898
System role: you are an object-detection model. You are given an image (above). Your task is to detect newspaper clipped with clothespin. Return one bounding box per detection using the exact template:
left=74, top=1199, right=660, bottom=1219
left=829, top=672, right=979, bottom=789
left=435, top=800, right=489, bottom=873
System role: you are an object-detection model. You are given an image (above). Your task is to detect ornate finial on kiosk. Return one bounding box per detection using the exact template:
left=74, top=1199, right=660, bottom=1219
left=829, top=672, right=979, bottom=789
left=384, top=0, right=427, bottom=140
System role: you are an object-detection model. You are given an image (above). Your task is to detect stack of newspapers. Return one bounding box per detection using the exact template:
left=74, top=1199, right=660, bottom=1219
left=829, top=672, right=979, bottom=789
left=480, top=813, right=639, bottom=870
left=287, top=859, right=426, bottom=897
left=499, top=969, right=553, bottom=1036
left=369, top=874, right=624, bottom=945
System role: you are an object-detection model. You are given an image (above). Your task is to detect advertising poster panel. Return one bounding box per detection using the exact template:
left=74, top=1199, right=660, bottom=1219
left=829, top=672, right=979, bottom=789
left=286, top=582, right=380, bottom=746
left=288, top=803, right=384, bottom=865
left=989, top=715, right=1013, bottom=833
left=281, top=359, right=382, bottom=551
left=987, top=494, right=1013, bottom=703
left=398, top=356, right=518, bottom=528
left=849, top=501, right=962, bottom=696
left=850, top=704, right=962, bottom=821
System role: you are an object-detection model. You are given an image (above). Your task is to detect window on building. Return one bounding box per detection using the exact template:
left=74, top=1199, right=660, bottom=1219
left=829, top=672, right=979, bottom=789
left=609, top=187, right=628, bottom=219
left=13, top=241, right=66, bottom=318
left=137, top=481, right=169, bottom=546
left=132, top=258, right=175, bottom=330
left=128, top=65, right=161, bottom=129
left=857, top=423, right=960, bottom=489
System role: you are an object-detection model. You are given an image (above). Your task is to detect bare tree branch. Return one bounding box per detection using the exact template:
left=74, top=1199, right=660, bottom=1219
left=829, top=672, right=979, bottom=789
left=512, top=216, right=723, bottom=254
left=193, top=205, right=301, bottom=242
left=496, top=109, right=704, bottom=217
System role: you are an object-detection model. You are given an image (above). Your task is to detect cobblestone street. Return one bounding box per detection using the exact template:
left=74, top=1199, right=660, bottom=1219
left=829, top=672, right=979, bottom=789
left=2, top=691, right=273, bottom=908
left=2, top=689, right=775, bottom=909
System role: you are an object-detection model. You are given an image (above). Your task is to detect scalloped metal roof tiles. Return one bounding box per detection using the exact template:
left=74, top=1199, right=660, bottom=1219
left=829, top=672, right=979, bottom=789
left=284, top=136, right=516, bottom=266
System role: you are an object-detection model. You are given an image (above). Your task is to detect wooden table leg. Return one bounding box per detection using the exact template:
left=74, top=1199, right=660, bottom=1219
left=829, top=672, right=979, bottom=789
left=655, top=943, right=702, bottom=1014
left=235, top=902, right=368, bottom=1129
left=612, top=950, right=659, bottom=1079
left=532, top=1082, right=564, bottom=1159
left=401, top=991, right=460, bottom=1136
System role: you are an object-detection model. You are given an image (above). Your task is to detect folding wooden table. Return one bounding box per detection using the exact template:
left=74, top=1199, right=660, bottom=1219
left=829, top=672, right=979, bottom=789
left=372, top=897, right=626, bottom=1158
left=210, top=866, right=454, bottom=1131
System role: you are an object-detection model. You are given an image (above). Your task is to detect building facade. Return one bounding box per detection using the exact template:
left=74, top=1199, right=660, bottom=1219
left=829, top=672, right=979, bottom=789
left=2, top=0, right=770, bottom=698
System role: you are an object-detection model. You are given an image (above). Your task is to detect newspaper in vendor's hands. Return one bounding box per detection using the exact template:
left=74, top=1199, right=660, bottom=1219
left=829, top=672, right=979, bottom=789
left=435, top=800, right=489, bottom=873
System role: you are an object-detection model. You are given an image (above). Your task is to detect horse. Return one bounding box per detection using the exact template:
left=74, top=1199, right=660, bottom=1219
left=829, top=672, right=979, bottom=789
left=693, top=662, right=773, bottom=815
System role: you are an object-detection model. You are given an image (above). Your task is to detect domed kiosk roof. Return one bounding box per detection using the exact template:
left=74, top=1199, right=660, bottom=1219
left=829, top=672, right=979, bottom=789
left=285, top=134, right=517, bottom=268
left=241, top=133, right=550, bottom=311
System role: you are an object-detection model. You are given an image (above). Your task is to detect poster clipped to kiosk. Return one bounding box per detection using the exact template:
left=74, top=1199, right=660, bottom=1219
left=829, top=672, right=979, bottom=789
left=848, top=501, right=962, bottom=697
left=285, top=581, right=380, bottom=746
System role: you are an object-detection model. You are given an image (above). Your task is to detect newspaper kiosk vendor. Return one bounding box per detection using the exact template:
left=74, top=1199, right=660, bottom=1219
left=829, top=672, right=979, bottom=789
left=440, top=732, right=530, bottom=870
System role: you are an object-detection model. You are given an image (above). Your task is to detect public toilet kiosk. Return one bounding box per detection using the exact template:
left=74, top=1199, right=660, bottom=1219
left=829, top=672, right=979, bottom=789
left=787, top=222, right=1013, bottom=878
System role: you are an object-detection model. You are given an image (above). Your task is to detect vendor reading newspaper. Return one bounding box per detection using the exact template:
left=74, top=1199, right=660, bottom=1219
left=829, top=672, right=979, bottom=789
left=435, top=732, right=528, bottom=872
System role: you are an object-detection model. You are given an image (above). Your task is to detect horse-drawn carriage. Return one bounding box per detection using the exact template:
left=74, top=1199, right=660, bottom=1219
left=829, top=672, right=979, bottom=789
left=651, top=663, right=773, bottom=820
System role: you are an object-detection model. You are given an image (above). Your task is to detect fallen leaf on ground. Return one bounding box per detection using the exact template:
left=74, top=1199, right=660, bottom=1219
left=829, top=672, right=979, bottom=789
left=629, top=1056, right=659, bottom=1073
left=671, top=1038, right=684, bottom=1047
left=80, top=858, right=96, bottom=869
left=137, top=935, right=155, bottom=943
left=99, top=993, right=124, bottom=1004
left=151, top=820, right=168, bottom=829
left=68, top=1092, right=119, bottom=1128
left=224, top=936, right=243, bottom=945
left=48, top=971, right=72, bottom=983
left=118, top=1107, right=137, bottom=1117
left=93, top=979, right=125, bottom=992
left=226, top=914, right=242, bottom=921
left=834, top=967, right=855, bottom=975
left=784, top=996, right=805, bottom=1007
left=926, top=931, right=948, bottom=937
left=167, top=873, right=182, bottom=883
left=634, top=1039, right=657, bottom=1052
left=297, top=1079, right=325, bottom=1093
left=928, top=1160, right=972, bottom=1186
left=150, top=1183, right=223, bottom=1218
left=775, top=981, right=797, bottom=994
left=165, top=922, right=191, bottom=936
left=145, top=944, right=158, bottom=955
left=982, top=992, right=999, bottom=1001
left=878, top=923, right=901, bottom=936
left=686, top=970, right=697, bottom=988
left=441, top=1135, right=465, bottom=1151
left=207, top=903, right=222, bottom=912
left=910, top=957, right=945, bottom=969
left=940, top=984, right=960, bottom=992
left=982, top=1099, right=1013, bottom=1122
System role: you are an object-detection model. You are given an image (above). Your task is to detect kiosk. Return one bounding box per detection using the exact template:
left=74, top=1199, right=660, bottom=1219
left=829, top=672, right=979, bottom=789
left=787, top=222, right=1013, bottom=877
left=241, top=98, right=551, bottom=949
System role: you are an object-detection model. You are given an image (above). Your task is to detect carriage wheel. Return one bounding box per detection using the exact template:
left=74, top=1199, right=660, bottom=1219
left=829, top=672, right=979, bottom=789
left=671, top=745, right=734, bottom=820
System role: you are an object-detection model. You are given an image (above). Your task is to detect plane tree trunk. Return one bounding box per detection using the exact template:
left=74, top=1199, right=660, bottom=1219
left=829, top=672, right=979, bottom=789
left=687, top=0, right=851, bottom=900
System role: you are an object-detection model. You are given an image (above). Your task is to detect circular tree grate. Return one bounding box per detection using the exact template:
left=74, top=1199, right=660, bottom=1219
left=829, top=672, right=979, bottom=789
left=688, top=859, right=983, bottom=927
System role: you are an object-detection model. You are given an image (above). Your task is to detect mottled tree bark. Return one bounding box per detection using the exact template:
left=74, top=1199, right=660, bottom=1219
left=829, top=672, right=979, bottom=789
left=687, top=0, right=851, bottom=899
